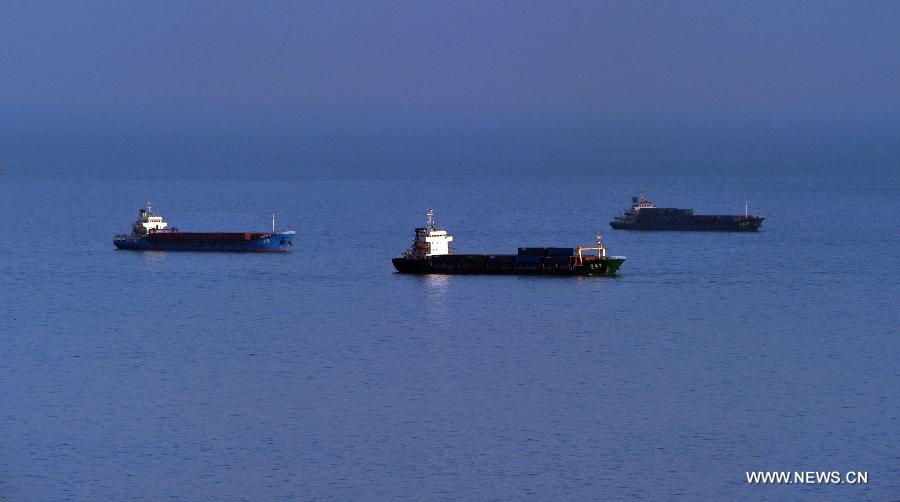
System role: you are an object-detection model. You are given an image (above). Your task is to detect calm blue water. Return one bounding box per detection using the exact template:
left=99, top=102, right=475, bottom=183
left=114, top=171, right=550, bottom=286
left=1, top=134, right=898, bottom=500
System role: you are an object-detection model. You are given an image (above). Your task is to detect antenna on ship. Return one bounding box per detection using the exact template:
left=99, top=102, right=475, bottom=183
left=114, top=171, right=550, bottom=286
left=744, top=201, right=748, bottom=217
left=272, top=213, right=276, bottom=232
left=595, top=231, right=607, bottom=257
left=426, top=208, right=435, bottom=230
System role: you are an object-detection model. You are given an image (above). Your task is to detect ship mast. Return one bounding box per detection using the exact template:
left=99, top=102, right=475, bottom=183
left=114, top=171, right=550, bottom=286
left=272, top=213, right=276, bottom=232
left=576, top=231, right=607, bottom=264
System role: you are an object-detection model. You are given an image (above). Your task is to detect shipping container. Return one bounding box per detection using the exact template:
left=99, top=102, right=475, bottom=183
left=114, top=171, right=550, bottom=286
left=486, top=255, right=516, bottom=264
left=545, top=247, right=574, bottom=256
left=515, top=254, right=542, bottom=264
left=544, top=255, right=572, bottom=265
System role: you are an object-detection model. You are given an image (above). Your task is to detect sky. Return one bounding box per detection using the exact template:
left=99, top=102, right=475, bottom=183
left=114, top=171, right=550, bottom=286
left=1, top=0, right=899, bottom=138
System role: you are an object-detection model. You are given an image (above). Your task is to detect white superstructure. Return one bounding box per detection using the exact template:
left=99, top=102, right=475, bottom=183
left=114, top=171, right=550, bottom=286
left=631, top=187, right=656, bottom=212
left=403, top=209, right=453, bottom=259
left=132, top=202, right=169, bottom=235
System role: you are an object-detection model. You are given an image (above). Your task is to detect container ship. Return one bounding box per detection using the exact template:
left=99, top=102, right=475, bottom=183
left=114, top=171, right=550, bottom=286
left=609, top=190, right=764, bottom=231
left=114, top=203, right=295, bottom=252
left=392, top=210, right=626, bottom=276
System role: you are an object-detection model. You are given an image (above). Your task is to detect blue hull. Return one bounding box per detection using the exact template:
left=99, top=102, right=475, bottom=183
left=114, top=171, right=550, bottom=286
left=114, top=231, right=295, bottom=252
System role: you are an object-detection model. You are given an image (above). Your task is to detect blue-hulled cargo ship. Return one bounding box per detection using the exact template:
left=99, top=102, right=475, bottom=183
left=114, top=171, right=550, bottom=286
left=392, top=210, right=625, bottom=276
left=114, top=203, right=295, bottom=252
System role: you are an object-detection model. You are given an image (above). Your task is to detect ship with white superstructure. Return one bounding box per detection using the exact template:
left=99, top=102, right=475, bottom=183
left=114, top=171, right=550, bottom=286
left=114, top=202, right=295, bottom=252
left=392, top=210, right=625, bottom=276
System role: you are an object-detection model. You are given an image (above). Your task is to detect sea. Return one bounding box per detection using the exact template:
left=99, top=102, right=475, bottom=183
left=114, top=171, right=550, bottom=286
left=1, top=131, right=897, bottom=500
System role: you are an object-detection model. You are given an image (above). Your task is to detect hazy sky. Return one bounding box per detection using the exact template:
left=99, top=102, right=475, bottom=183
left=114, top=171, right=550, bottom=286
left=2, top=0, right=898, bottom=135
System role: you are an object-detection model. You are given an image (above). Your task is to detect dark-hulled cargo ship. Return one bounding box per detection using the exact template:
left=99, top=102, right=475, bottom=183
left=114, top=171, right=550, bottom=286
left=609, top=190, right=764, bottom=231
left=114, top=203, right=295, bottom=252
left=392, top=210, right=625, bottom=276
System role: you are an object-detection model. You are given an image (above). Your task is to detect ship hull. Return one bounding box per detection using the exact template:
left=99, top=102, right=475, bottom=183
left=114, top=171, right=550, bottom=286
left=392, top=254, right=625, bottom=276
left=610, top=216, right=763, bottom=231
left=114, top=231, right=295, bottom=252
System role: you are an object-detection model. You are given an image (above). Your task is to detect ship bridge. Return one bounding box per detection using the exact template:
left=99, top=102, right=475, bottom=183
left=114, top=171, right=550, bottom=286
left=631, top=188, right=656, bottom=212
left=405, top=209, right=453, bottom=258
left=134, top=202, right=168, bottom=235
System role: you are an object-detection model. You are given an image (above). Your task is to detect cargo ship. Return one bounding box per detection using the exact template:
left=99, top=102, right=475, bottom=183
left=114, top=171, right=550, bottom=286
left=114, top=203, right=295, bottom=252
left=609, top=190, right=764, bottom=231
left=392, top=210, right=626, bottom=276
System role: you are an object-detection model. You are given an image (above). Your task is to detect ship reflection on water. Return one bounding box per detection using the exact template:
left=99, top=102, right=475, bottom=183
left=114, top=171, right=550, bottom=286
left=421, top=274, right=452, bottom=328
left=136, top=249, right=170, bottom=265
left=422, top=273, right=452, bottom=291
